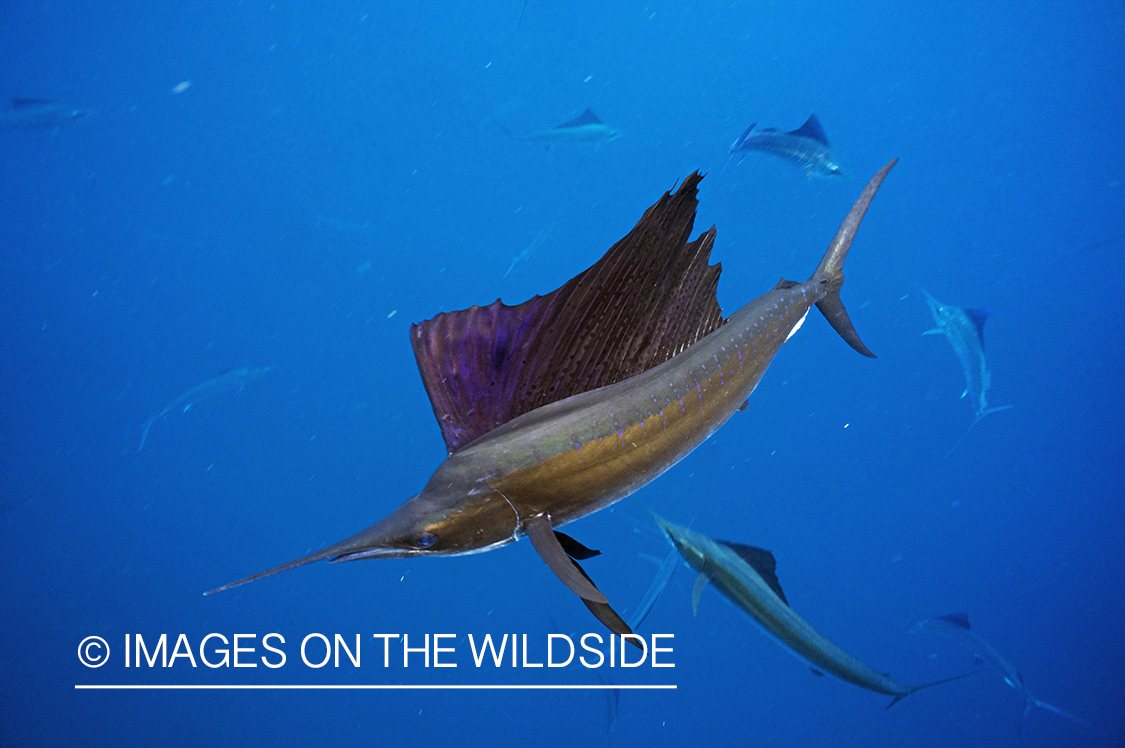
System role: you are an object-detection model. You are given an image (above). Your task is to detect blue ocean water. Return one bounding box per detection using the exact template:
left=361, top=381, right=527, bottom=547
left=1, top=1, right=1122, bottom=746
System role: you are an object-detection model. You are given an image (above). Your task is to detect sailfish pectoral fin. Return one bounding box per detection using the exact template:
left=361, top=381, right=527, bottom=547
left=526, top=514, right=607, bottom=604
left=691, top=571, right=712, bottom=615
left=570, top=563, right=643, bottom=648
left=525, top=514, right=641, bottom=647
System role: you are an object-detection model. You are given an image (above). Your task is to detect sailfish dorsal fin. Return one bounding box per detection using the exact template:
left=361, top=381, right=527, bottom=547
left=558, top=107, right=603, bottom=129
left=410, top=172, right=725, bottom=453
left=965, top=308, right=992, bottom=347
left=789, top=114, right=830, bottom=145
left=720, top=540, right=789, bottom=605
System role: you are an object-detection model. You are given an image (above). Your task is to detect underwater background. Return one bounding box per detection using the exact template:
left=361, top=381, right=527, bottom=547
left=1, top=1, right=1122, bottom=746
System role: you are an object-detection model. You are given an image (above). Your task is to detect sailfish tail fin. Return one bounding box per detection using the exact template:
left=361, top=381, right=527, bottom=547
left=885, top=668, right=979, bottom=710
left=137, top=415, right=158, bottom=453
left=945, top=405, right=1014, bottom=458
left=809, top=158, right=896, bottom=359
left=1022, top=694, right=1092, bottom=733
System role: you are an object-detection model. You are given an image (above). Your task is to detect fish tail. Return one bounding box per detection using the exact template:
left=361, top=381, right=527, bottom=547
left=885, top=668, right=979, bottom=710
left=944, top=405, right=1013, bottom=458
left=491, top=119, right=515, bottom=140
left=136, top=417, right=157, bottom=453
left=809, top=158, right=897, bottom=358
left=1022, top=694, right=1092, bottom=732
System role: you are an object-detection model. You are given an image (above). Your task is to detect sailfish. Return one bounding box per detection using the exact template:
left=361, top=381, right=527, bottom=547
left=909, top=613, right=1091, bottom=731
left=0, top=98, right=90, bottom=131
left=208, top=160, right=898, bottom=639
left=721, top=114, right=845, bottom=180
left=650, top=514, right=974, bottom=706
left=498, top=107, right=620, bottom=145
left=921, top=287, right=1012, bottom=456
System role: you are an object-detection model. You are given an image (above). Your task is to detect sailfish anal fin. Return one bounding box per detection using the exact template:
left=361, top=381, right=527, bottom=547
left=411, top=173, right=725, bottom=454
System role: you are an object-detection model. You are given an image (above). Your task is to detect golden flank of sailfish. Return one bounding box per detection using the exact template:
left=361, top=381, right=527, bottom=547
left=652, top=514, right=973, bottom=706
left=208, top=160, right=898, bottom=640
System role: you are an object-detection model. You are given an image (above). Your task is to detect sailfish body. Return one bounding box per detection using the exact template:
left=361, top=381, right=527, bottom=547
left=727, top=114, right=845, bottom=178
left=652, top=514, right=968, bottom=705
left=0, top=98, right=90, bottom=131
left=515, top=107, right=620, bottom=143
left=921, top=288, right=1012, bottom=455
left=910, top=613, right=1090, bottom=731
left=209, top=161, right=898, bottom=638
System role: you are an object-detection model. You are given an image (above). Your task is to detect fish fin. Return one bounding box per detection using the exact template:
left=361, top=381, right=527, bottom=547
left=532, top=519, right=641, bottom=648
left=1024, top=696, right=1092, bottom=730
left=558, top=107, right=603, bottom=129
left=627, top=551, right=679, bottom=631
left=885, top=669, right=980, bottom=710
left=553, top=530, right=601, bottom=560
left=945, top=406, right=1013, bottom=458
left=810, top=667, right=826, bottom=677
left=137, top=417, right=156, bottom=453
left=490, top=119, right=516, bottom=140
left=570, top=564, right=642, bottom=648
left=789, top=114, right=830, bottom=146
left=774, top=278, right=800, bottom=290
left=411, top=173, right=725, bottom=453
left=718, top=541, right=788, bottom=605
left=691, top=571, right=711, bottom=616
left=922, top=328, right=944, bottom=335
left=935, top=612, right=971, bottom=629
left=525, top=514, right=607, bottom=604
left=965, top=308, right=992, bottom=346
left=809, top=159, right=894, bottom=358
left=12, top=97, right=53, bottom=108
left=737, top=398, right=749, bottom=412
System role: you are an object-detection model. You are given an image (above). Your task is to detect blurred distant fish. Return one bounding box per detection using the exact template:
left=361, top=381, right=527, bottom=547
left=721, top=114, right=844, bottom=180
left=0, top=98, right=90, bottom=131
left=920, top=287, right=1012, bottom=456
left=651, top=513, right=974, bottom=706
left=909, top=613, right=1091, bottom=732
left=500, top=107, right=620, bottom=145
left=137, top=366, right=274, bottom=452
left=502, top=222, right=556, bottom=279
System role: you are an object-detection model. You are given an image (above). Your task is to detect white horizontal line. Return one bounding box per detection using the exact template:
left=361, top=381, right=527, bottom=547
left=75, top=684, right=676, bottom=691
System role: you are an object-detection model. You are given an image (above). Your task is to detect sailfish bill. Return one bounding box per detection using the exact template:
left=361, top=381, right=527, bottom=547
left=208, top=161, right=897, bottom=639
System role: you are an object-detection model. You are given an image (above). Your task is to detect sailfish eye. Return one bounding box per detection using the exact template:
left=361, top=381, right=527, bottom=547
left=413, top=532, right=438, bottom=549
